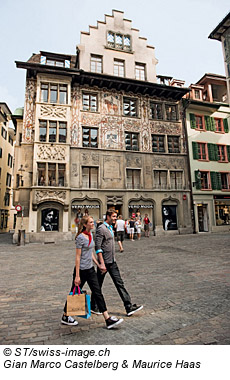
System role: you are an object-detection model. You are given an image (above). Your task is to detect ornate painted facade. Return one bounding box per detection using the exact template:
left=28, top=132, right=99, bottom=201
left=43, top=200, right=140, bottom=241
left=14, top=10, right=193, bottom=242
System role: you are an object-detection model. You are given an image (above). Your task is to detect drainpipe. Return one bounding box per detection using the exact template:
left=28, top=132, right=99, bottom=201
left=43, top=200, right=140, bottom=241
left=182, top=97, right=196, bottom=233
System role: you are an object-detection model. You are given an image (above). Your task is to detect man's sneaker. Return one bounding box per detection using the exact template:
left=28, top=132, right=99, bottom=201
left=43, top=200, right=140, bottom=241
left=61, top=315, right=78, bottom=326
left=91, top=307, right=102, bottom=315
left=126, top=304, right=143, bottom=317
left=106, top=316, right=124, bottom=329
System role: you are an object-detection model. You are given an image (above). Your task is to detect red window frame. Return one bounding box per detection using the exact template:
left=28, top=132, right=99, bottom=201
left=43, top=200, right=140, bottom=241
left=200, top=171, right=211, bottom=190
left=197, top=142, right=208, bottom=161
left=217, top=145, right=228, bottom=162
left=215, top=118, right=224, bottom=133
left=195, top=115, right=205, bottom=131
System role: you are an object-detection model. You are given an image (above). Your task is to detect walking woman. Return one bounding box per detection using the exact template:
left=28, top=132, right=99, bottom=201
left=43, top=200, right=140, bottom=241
left=61, top=215, right=123, bottom=329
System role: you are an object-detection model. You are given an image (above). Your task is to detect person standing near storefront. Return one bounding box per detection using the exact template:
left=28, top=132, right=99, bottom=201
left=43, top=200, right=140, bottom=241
left=91, top=209, right=143, bottom=316
left=129, top=217, right=135, bottom=241
left=116, top=215, right=125, bottom=252
left=143, top=214, right=150, bottom=237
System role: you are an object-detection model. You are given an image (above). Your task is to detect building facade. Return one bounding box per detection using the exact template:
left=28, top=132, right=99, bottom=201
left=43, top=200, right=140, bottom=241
left=14, top=10, right=193, bottom=243
left=209, top=12, right=230, bottom=105
left=185, top=74, right=230, bottom=233
left=0, top=103, right=16, bottom=232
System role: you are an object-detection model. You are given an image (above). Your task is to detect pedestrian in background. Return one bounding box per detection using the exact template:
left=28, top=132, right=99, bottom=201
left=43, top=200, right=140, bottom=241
left=135, top=218, right=142, bottom=240
left=116, top=215, right=125, bottom=252
left=129, top=217, right=135, bottom=241
left=143, top=214, right=150, bottom=237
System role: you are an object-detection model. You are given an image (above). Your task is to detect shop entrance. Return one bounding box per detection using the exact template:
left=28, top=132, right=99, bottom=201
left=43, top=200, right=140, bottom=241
left=107, top=204, right=122, bottom=216
left=197, top=205, right=209, bottom=232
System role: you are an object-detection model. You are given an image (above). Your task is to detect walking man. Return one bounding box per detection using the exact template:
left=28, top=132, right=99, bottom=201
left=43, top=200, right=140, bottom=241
left=91, top=209, right=143, bottom=316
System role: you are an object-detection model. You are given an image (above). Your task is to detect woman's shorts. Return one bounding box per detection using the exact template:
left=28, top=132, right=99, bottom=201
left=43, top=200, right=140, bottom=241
left=117, top=231, right=124, bottom=242
left=129, top=227, right=134, bottom=234
left=144, top=224, right=150, bottom=231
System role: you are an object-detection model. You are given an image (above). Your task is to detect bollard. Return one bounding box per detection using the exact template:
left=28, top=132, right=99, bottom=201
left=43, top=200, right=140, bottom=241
left=18, top=229, right=25, bottom=246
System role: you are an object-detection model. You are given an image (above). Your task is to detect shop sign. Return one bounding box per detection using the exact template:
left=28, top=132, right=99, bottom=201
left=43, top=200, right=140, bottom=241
left=128, top=205, right=153, bottom=209
left=72, top=205, right=100, bottom=209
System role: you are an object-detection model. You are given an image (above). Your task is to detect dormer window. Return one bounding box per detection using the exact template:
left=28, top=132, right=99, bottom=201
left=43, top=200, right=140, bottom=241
left=107, top=32, right=131, bottom=51
left=40, top=55, right=70, bottom=68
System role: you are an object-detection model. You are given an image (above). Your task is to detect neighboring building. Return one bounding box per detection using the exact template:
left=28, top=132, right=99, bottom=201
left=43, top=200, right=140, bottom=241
left=185, top=73, right=230, bottom=233
left=209, top=12, right=230, bottom=105
left=0, top=103, right=16, bottom=233
left=14, top=9, right=193, bottom=243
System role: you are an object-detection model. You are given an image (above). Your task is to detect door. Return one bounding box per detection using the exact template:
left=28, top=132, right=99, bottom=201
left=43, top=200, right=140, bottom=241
left=197, top=205, right=209, bottom=232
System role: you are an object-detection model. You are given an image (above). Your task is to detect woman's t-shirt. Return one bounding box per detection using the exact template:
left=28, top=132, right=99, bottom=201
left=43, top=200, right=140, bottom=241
left=75, top=233, right=94, bottom=270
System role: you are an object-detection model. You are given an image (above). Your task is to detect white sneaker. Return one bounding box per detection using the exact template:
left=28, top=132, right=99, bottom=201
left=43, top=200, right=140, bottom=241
left=61, top=315, right=78, bottom=326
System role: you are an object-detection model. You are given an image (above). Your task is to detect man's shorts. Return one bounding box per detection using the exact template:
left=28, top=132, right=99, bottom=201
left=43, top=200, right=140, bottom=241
left=117, top=231, right=125, bottom=242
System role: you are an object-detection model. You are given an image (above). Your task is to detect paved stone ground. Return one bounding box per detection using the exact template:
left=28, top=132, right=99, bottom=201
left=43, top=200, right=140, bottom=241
left=0, top=232, right=229, bottom=345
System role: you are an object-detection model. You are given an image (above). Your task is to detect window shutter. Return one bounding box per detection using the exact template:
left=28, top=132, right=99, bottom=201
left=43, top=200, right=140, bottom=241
left=223, top=118, right=229, bottom=133
left=189, top=113, right=196, bottom=129
left=227, top=145, right=230, bottom=161
left=204, top=115, right=214, bottom=131
left=210, top=171, right=217, bottom=190
left=211, top=117, right=215, bottom=131
left=208, top=143, right=218, bottom=161
left=216, top=172, right=222, bottom=190
left=192, top=141, right=199, bottom=159
left=195, top=170, right=201, bottom=190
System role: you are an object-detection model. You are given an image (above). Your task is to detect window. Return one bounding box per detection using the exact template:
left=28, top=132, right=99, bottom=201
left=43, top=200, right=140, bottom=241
left=123, top=97, right=138, bottom=117
left=1, top=127, right=7, bottom=139
left=200, top=171, right=211, bottom=190
left=114, top=59, right=125, bottom=77
left=40, top=83, right=68, bottom=104
left=125, top=132, right=139, bottom=151
left=7, top=154, right=13, bottom=168
left=82, top=167, right=98, bottom=188
left=168, top=136, right=180, bottom=153
left=153, top=170, right=167, bottom=189
left=90, top=55, right=102, bottom=73
left=195, top=115, right=205, bottom=130
left=49, top=121, right=57, bottom=143
left=4, top=193, right=10, bottom=207
left=198, top=142, right=208, bottom=160
left=150, top=102, right=163, bottom=120
left=194, top=89, right=201, bottom=99
left=82, top=127, right=98, bottom=148
left=37, top=163, right=66, bottom=187
left=170, top=171, right=183, bottom=189
left=6, top=173, right=12, bottom=187
left=218, top=145, right=228, bottom=162
left=215, top=118, right=224, bottom=133
left=82, top=93, right=98, bottom=112
left=135, top=63, right=145, bottom=80
left=220, top=173, right=230, bottom=190
left=126, top=169, right=140, bottom=189
left=107, top=32, right=131, bottom=51
left=0, top=147, right=2, bottom=158
left=59, top=122, right=67, bottom=143
left=165, top=104, right=178, bottom=121
left=46, top=58, right=64, bottom=67
left=39, top=120, right=67, bottom=143
left=152, top=135, right=165, bottom=153
left=8, top=135, right=13, bottom=146
left=38, top=163, right=46, bottom=186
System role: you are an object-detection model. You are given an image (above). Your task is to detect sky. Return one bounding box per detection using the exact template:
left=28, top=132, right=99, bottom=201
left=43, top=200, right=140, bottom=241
left=0, top=0, right=229, bottom=113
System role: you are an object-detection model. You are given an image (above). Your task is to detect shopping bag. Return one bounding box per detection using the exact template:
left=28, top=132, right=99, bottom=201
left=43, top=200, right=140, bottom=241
left=67, top=286, right=86, bottom=316
left=79, top=294, right=91, bottom=319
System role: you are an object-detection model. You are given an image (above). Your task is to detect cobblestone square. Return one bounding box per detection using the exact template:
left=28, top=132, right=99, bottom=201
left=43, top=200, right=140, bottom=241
left=0, top=232, right=229, bottom=345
